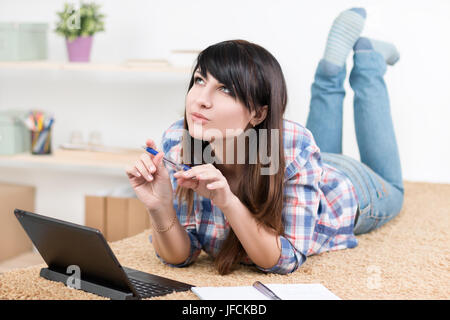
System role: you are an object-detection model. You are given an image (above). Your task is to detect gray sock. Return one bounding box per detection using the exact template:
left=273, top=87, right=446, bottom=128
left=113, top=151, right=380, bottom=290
left=322, top=8, right=367, bottom=69
left=353, top=37, right=400, bottom=65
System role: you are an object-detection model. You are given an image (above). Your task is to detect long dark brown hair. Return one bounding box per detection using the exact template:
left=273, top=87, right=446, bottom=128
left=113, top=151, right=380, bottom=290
left=176, top=39, right=287, bottom=275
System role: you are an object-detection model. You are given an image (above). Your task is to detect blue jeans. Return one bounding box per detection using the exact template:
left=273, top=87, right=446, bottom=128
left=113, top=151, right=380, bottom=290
left=306, top=51, right=404, bottom=235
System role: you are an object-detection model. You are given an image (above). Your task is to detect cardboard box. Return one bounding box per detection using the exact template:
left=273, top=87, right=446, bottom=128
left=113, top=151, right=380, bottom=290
left=85, top=196, right=150, bottom=242
left=0, top=182, right=35, bottom=262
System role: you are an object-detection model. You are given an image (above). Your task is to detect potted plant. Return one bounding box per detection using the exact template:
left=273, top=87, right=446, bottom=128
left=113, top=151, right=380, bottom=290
left=55, top=2, right=105, bottom=62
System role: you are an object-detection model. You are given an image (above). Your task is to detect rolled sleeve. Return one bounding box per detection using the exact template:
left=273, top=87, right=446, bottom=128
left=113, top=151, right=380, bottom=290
left=149, top=230, right=202, bottom=268
left=256, top=236, right=305, bottom=274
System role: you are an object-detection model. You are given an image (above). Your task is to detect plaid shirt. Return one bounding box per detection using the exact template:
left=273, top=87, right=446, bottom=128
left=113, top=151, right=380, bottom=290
left=151, top=118, right=359, bottom=274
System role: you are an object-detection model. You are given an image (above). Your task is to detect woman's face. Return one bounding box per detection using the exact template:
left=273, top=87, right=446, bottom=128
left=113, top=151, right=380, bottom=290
left=185, top=69, right=254, bottom=142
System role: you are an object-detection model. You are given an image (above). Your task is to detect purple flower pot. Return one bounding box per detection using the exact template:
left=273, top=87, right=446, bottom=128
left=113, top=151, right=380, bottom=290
left=66, top=36, right=93, bottom=62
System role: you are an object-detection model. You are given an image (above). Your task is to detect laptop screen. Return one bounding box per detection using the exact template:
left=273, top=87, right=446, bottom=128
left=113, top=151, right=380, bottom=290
left=14, top=209, right=133, bottom=293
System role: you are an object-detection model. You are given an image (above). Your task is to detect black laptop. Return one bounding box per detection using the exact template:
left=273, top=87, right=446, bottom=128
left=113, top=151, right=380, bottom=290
left=14, top=208, right=193, bottom=300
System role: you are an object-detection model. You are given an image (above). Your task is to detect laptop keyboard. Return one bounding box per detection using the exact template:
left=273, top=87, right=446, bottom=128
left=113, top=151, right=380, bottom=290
left=129, top=278, right=175, bottom=298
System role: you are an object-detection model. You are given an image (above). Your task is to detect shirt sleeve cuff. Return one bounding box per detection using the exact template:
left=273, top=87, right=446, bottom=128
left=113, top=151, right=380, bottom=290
left=149, top=231, right=202, bottom=268
left=256, top=236, right=305, bottom=274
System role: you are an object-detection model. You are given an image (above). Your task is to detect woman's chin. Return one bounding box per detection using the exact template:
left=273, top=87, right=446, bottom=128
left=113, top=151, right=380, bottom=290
left=188, top=128, right=208, bottom=142
left=188, top=121, right=212, bottom=141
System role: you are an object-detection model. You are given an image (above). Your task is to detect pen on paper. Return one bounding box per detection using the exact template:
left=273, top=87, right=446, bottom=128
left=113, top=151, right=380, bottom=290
left=252, top=281, right=282, bottom=300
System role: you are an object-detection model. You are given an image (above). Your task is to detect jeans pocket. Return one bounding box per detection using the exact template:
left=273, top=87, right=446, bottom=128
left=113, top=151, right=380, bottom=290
left=356, top=164, right=393, bottom=222
left=363, top=164, right=389, bottom=200
left=354, top=204, right=379, bottom=235
left=369, top=207, right=391, bottom=221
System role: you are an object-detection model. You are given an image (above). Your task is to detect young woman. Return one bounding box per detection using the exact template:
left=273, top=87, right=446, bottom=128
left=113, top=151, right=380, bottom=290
left=126, top=8, right=404, bottom=275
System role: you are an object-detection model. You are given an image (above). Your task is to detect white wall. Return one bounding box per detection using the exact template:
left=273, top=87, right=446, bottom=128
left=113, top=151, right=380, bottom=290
left=0, top=0, right=449, bottom=212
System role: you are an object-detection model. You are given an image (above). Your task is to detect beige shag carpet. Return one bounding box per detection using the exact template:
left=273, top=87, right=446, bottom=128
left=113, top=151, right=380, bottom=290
left=0, top=181, right=449, bottom=300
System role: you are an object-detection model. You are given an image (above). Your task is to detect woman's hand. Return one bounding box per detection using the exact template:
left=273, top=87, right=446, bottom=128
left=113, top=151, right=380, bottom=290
left=125, top=139, right=173, bottom=212
left=173, top=163, right=236, bottom=210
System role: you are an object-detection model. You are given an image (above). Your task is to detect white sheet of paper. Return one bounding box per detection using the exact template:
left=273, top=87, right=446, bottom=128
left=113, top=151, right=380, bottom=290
left=265, top=283, right=341, bottom=300
left=191, top=283, right=341, bottom=300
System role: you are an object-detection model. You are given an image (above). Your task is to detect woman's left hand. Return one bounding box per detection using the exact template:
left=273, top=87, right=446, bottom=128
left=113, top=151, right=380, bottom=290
left=174, top=164, right=236, bottom=209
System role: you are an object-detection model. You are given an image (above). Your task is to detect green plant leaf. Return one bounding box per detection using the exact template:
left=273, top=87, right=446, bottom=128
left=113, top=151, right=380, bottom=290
left=54, top=1, right=106, bottom=38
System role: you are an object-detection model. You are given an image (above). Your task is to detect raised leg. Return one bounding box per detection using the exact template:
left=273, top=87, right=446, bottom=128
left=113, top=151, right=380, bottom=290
left=349, top=49, right=404, bottom=192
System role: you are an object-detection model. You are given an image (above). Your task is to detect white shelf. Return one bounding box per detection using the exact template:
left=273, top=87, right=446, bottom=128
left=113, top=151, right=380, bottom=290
left=0, top=148, right=144, bottom=177
left=0, top=60, right=192, bottom=74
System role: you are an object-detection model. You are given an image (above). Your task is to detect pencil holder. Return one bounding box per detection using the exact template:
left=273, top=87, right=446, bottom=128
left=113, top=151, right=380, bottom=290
left=30, top=128, right=52, bottom=155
